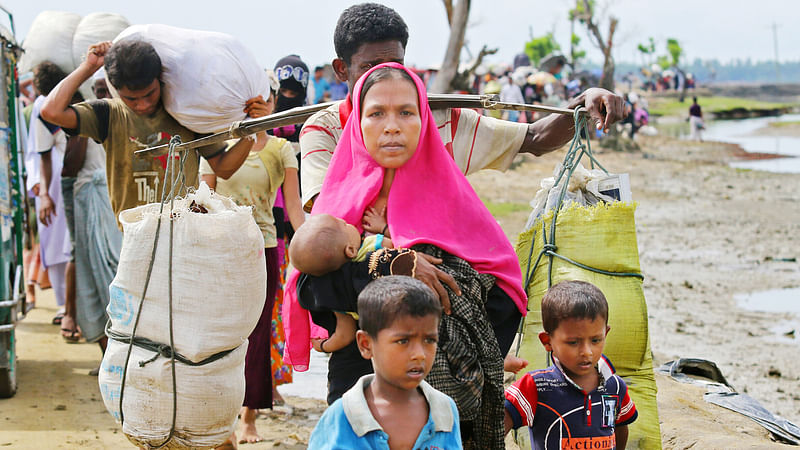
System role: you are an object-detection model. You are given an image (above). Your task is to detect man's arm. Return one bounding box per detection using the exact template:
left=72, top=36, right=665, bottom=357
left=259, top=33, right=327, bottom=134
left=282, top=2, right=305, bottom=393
left=519, top=87, right=628, bottom=156
left=40, top=41, right=110, bottom=129
left=204, top=134, right=255, bottom=179
left=205, top=96, right=270, bottom=179
left=38, top=151, right=55, bottom=226
left=62, top=135, right=88, bottom=178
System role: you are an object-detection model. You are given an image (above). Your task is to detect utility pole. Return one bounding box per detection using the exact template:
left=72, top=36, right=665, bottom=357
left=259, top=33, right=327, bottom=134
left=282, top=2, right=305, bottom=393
left=770, top=22, right=780, bottom=81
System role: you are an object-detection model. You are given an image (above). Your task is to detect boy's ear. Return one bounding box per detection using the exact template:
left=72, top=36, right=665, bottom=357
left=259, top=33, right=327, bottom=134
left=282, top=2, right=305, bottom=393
left=538, top=331, right=553, bottom=352
left=344, top=243, right=359, bottom=260
left=356, top=330, right=373, bottom=360
left=605, top=325, right=611, bottom=336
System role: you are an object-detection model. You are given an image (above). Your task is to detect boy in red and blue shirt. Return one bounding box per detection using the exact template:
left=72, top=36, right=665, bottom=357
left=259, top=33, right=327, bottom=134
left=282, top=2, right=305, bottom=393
left=504, top=280, right=637, bottom=450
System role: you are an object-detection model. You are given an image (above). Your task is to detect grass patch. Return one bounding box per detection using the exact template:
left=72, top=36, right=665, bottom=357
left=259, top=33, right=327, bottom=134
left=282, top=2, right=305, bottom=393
left=768, top=120, right=800, bottom=128
left=649, top=96, right=796, bottom=117
left=483, top=201, right=530, bottom=217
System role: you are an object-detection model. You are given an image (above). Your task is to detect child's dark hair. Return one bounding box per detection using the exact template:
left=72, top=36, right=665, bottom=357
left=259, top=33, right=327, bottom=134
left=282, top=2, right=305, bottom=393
left=333, top=3, right=409, bottom=64
left=33, top=61, right=67, bottom=96
left=541, top=280, right=608, bottom=333
left=358, top=275, right=441, bottom=336
left=359, top=66, right=416, bottom=111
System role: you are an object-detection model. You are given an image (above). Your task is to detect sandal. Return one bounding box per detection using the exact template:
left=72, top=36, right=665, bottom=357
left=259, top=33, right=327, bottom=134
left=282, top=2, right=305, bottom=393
left=61, top=327, right=81, bottom=343
left=52, top=312, right=65, bottom=325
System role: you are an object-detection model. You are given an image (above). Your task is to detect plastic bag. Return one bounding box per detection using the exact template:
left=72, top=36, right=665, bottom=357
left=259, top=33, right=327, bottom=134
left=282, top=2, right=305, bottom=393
left=114, top=24, right=270, bottom=133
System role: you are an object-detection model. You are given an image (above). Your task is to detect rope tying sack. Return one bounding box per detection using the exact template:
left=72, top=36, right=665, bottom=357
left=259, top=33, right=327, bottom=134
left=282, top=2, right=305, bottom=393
left=519, top=107, right=643, bottom=321
left=116, top=135, right=186, bottom=449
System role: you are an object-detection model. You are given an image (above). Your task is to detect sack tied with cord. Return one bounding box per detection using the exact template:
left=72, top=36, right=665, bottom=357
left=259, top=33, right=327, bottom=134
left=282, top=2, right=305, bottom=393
left=99, top=181, right=267, bottom=448
left=513, top=115, right=661, bottom=450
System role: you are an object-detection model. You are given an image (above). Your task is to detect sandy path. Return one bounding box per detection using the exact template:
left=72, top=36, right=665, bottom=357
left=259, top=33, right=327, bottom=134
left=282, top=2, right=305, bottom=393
left=0, top=288, right=129, bottom=448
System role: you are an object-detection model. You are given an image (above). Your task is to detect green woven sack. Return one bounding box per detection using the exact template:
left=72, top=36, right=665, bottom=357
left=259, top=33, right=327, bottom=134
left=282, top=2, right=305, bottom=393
left=514, top=202, right=661, bottom=449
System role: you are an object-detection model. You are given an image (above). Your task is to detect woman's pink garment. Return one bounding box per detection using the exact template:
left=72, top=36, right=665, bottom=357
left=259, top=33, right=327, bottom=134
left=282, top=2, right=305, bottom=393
left=283, top=63, right=527, bottom=369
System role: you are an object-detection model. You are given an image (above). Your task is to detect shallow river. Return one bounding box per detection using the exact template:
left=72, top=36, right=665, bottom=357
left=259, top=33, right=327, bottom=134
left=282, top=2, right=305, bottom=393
left=678, top=113, right=800, bottom=173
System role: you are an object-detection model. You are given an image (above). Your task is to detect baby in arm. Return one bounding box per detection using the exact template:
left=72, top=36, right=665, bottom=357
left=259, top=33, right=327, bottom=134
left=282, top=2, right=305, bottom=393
left=289, top=213, right=393, bottom=353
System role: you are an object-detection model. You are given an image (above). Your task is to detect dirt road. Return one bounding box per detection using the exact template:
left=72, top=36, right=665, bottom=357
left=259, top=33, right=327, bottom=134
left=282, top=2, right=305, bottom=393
left=0, top=288, right=129, bottom=448
left=0, top=288, right=326, bottom=449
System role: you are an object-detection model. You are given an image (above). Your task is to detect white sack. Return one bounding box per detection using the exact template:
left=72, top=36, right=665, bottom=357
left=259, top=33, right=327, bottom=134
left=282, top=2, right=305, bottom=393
left=71, top=13, right=130, bottom=101
left=71, top=13, right=130, bottom=69
left=114, top=24, right=270, bottom=133
left=99, top=339, right=247, bottom=449
left=107, top=185, right=266, bottom=362
left=19, top=11, right=81, bottom=74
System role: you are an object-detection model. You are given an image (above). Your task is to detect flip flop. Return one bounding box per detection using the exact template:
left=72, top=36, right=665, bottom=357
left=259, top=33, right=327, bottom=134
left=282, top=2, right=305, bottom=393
left=61, top=327, right=81, bottom=343
left=52, top=312, right=65, bottom=325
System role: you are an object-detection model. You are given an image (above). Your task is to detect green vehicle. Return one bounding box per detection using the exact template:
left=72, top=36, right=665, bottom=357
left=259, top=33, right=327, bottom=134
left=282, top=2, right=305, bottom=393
left=0, top=6, right=29, bottom=398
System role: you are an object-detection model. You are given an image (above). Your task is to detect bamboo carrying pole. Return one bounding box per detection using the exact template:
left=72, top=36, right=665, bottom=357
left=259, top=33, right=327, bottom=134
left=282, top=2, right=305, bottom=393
left=134, top=94, right=584, bottom=154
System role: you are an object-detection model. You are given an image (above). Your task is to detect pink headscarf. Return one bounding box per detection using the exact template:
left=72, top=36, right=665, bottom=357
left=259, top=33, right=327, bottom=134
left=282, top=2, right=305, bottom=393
left=283, top=63, right=526, bottom=369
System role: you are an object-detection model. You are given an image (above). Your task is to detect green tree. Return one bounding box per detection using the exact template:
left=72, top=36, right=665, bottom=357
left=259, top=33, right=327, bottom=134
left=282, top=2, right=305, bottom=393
left=524, top=33, right=560, bottom=67
left=666, top=38, right=683, bottom=66
left=637, top=37, right=656, bottom=66
left=570, top=33, right=586, bottom=70
left=657, top=55, right=671, bottom=70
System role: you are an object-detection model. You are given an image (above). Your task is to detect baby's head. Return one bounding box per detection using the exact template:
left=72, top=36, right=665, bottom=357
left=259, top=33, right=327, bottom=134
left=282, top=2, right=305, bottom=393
left=289, top=214, right=362, bottom=276
left=358, top=66, right=422, bottom=169
left=539, top=281, right=610, bottom=379
left=356, top=276, right=441, bottom=391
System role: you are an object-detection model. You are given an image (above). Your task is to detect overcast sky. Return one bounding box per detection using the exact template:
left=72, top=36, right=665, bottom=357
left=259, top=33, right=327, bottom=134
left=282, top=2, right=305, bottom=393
left=7, top=0, right=799, bottom=71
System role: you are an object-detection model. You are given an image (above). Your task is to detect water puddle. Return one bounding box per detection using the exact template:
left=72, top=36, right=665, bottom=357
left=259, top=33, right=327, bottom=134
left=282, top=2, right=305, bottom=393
left=736, top=287, right=800, bottom=314
left=737, top=287, right=800, bottom=344
left=660, top=114, right=800, bottom=173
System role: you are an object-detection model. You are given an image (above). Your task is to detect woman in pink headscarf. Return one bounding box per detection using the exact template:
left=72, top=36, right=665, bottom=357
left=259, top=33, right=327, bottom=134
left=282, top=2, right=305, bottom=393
left=290, top=62, right=527, bottom=447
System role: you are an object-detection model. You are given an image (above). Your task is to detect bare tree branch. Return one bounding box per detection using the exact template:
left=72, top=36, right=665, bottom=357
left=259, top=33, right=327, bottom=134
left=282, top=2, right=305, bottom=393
left=431, top=0, right=470, bottom=93
left=442, top=0, right=454, bottom=26
left=467, top=45, right=498, bottom=75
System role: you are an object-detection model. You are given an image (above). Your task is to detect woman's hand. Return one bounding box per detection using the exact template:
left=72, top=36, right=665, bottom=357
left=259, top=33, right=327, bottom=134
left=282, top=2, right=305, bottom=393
left=414, top=253, right=461, bottom=315
left=362, top=206, right=387, bottom=235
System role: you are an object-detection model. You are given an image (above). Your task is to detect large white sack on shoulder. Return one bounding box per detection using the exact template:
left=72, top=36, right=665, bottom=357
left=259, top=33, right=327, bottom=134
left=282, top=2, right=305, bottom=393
left=19, top=11, right=81, bottom=74
left=99, top=339, right=246, bottom=449
left=71, top=13, right=130, bottom=69
left=107, top=189, right=266, bottom=362
left=71, top=12, right=130, bottom=101
left=113, top=24, right=269, bottom=133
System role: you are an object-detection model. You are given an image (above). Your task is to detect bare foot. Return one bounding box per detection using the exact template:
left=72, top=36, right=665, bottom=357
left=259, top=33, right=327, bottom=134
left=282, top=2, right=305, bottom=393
left=272, top=387, right=285, bottom=406
left=504, top=354, right=529, bottom=374
left=237, top=407, right=262, bottom=444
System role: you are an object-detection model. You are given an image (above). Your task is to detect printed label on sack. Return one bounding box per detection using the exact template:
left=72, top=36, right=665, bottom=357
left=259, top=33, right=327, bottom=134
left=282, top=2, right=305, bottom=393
left=108, top=286, right=136, bottom=327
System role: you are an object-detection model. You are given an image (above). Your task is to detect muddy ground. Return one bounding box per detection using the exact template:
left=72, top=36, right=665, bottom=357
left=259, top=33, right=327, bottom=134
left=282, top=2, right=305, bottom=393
left=2, top=131, right=798, bottom=449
